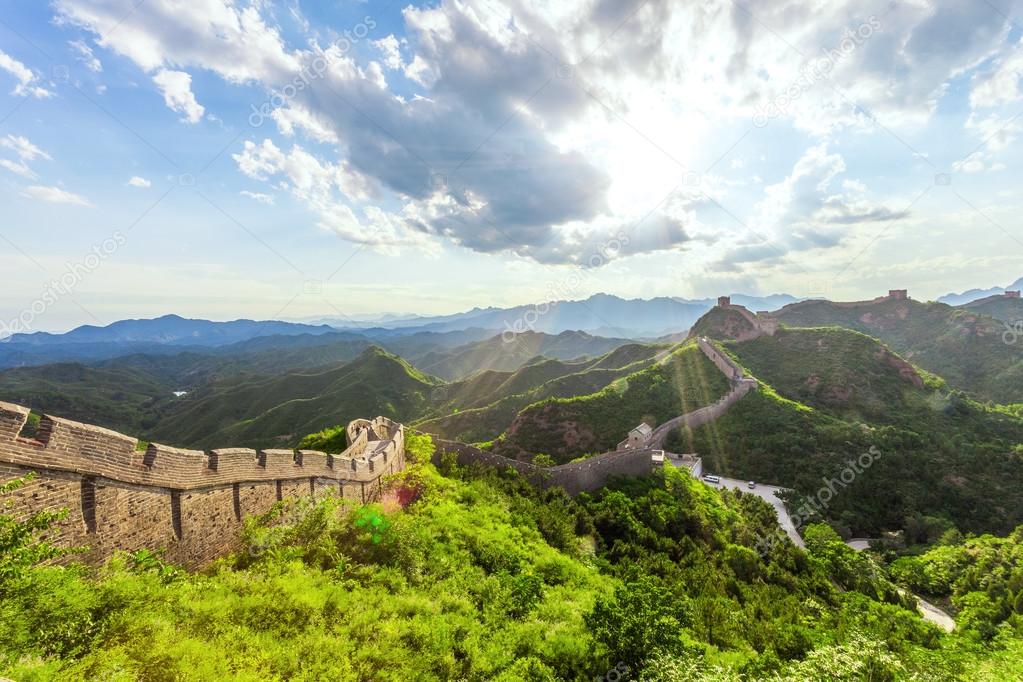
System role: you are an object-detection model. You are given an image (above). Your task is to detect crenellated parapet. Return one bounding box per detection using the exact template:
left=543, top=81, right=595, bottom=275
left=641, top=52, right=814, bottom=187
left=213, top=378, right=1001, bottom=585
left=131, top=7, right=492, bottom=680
left=0, top=401, right=404, bottom=490
left=0, top=400, right=406, bottom=567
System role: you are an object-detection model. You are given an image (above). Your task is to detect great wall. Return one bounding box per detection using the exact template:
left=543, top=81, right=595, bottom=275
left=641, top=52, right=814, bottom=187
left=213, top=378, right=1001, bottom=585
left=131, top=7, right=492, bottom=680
left=0, top=329, right=758, bottom=567
left=0, top=404, right=404, bottom=567
left=431, top=335, right=758, bottom=493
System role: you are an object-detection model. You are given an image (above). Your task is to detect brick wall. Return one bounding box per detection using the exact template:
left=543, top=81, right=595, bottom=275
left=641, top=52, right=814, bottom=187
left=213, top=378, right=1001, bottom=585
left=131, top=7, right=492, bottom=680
left=0, top=401, right=406, bottom=567
left=431, top=437, right=660, bottom=496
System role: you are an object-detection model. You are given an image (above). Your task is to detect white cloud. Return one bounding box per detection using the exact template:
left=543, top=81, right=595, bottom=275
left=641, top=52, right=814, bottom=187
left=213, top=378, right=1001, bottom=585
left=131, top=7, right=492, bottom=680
left=127, top=175, right=151, bottom=187
left=55, top=0, right=300, bottom=82
left=0, top=159, right=37, bottom=179
left=0, top=49, right=53, bottom=98
left=69, top=39, right=102, bottom=72
left=0, top=135, right=50, bottom=179
left=152, top=69, right=204, bottom=123
left=0, top=135, right=51, bottom=162
left=48, top=0, right=1020, bottom=269
left=373, top=35, right=404, bottom=70
left=240, top=189, right=274, bottom=204
left=21, top=185, right=93, bottom=207
left=971, top=40, right=1023, bottom=109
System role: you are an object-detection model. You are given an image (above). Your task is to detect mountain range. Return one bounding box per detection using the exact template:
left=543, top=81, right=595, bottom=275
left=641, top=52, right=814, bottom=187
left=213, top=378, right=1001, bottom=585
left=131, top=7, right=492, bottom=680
left=937, top=275, right=1023, bottom=305
left=305, top=292, right=803, bottom=337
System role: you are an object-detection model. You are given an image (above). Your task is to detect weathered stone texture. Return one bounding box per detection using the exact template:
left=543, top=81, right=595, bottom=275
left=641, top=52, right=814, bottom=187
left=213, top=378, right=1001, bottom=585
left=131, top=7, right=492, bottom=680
left=0, top=401, right=405, bottom=567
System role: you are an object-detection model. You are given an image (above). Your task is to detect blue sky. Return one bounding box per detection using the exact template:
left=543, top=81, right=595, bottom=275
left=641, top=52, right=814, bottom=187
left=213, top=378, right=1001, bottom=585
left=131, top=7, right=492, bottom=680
left=0, top=0, right=1021, bottom=333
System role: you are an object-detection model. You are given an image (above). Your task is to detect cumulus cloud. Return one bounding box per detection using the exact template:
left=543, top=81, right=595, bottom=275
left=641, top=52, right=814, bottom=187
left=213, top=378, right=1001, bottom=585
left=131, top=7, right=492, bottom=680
left=0, top=49, right=53, bottom=98
left=152, top=69, right=204, bottom=123
left=127, top=175, right=151, bottom=187
left=50, top=0, right=1020, bottom=268
left=21, top=185, right=92, bottom=206
left=373, top=35, right=404, bottom=70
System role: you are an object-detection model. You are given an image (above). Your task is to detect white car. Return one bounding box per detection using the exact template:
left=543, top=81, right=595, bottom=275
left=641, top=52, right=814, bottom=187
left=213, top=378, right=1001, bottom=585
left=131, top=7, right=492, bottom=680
left=747, top=481, right=756, bottom=489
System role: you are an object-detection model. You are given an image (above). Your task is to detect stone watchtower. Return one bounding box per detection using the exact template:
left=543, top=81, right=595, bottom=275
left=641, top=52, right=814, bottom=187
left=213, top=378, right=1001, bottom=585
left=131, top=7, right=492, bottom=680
left=717, top=296, right=731, bottom=307
left=1006, top=290, right=1021, bottom=299
left=888, top=289, right=908, bottom=300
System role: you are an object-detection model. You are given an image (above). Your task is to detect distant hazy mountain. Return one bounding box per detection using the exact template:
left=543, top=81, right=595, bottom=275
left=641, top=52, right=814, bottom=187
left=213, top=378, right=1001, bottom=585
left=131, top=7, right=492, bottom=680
left=938, top=276, right=1023, bottom=305
left=7, top=314, right=334, bottom=347
left=411, top=330, right=635, bottom=380
left=316, top=293, right=801, bottom=338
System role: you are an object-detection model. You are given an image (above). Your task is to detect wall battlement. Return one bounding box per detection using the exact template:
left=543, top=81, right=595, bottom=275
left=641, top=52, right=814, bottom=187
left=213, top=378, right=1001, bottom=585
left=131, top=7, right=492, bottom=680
left=0, top=401, right=405, bottom=567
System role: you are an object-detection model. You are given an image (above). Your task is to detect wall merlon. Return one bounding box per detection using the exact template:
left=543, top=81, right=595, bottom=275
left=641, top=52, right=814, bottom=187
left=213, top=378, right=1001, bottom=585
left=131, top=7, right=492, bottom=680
left=144, top=443, right=207, bottom=476
left=297, top=450, right=330, bottom=472
left=207, top=447, right=259, bottom=476
left=258, top=448, right=300, bottom=475
left=36, top=414, right=141, bottom=470
left=0, top=401, right=30, bottom=441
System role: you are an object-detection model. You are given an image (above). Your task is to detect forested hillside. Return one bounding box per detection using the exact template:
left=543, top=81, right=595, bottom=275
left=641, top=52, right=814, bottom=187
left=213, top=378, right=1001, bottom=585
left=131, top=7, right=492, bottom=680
left=771, top=298, right=1023, bottom=403
left=4, top=434, right=1019, bottom=680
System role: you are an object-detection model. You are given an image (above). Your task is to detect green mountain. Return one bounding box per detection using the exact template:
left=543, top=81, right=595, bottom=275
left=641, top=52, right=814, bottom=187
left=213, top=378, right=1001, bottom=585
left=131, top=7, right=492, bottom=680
left=674, top=327, right=1023, bottom=536
left=416, top=343, right=667, bottom=443
left=488, top=341, right=731, bottom=462
left=148, top=347, right=442, bottom=449
left=688, top=304, right=761, bottom=340
left=0, top=362, right=173, bottom=434
left=959, top=294, right=1023, bottom=324
left=770, top=297, right=1023, bottom=403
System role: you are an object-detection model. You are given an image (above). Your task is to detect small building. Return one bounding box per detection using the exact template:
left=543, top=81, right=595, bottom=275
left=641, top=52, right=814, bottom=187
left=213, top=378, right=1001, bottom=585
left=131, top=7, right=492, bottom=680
left=717, top=296, right=731, bottom=307
left=1006, top=290, right=1021, bottom=299
left=619, top=422, right=652, bottom=450
left=888, top=289, right=908, bottom=300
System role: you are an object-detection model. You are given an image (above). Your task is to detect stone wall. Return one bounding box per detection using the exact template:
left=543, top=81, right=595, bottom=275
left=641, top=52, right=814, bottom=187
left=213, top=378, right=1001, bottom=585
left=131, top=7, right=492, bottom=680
left=0, top=401, right=405, bottom=567
left=431, top=437, right=661, bottom=496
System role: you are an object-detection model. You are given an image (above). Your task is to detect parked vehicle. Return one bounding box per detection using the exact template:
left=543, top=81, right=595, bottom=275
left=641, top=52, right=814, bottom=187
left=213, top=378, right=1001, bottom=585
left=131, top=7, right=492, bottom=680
left=703, top=474, right=721, bottom=483
left=748, top=481, right=756, bottom=489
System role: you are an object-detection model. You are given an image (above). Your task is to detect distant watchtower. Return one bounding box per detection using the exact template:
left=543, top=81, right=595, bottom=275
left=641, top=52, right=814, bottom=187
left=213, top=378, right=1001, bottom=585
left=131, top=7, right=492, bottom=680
left=888, top=289, right=908, bottom=300
left=1006, top=290, right=1021, bottom=299
left=717, top=296, right=731, bottom=307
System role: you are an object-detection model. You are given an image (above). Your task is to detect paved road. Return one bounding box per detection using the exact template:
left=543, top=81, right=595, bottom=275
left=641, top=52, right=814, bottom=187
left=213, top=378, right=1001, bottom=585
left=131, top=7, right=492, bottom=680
left=702, top=475, right=805, bottom=548
left=845, top=540, right=956, bottom=632
left=846, top=538, right=873, bottom=551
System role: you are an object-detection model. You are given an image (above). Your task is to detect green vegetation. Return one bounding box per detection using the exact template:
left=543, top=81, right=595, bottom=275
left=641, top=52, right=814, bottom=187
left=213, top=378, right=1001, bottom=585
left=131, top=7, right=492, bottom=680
left=889, top=527, right=1023, bottom=641
left=960, top=295, right=1023, bottom=324
left=490, top=342, right=730, bottom=462
left=688, top=305, right=758, bottom=341
left=671, top=328, right=1023, bottom=537
left=0, top=333, right=654, bottom=452
left=147, top=347, right=443, bottom=449
left=416, top=344, right=666, bottom=444
left=3, top=436, right=1022, bottom=680
left=771, top=298, right=1023, bottom=403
